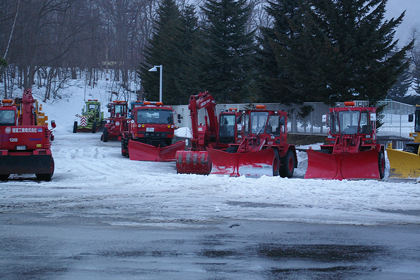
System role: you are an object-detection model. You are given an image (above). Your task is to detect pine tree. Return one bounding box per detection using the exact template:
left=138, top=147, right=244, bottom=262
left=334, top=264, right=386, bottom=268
left=200, top=0, right=255, bottom=103
left=255, top=0, right=306, bottom=105
left=387, top=66, right=412, bottom=100
left=138, top=0, right=185, bottom=104
left=262, top=0, right=414, bottom=106
left=176, top=5, right=206, bottom=102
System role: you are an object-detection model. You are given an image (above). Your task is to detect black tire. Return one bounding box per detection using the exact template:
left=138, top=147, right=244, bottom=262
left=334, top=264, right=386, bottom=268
left=121, top=138, right=129, bottom=157
left=103, top=128, right=109, bottom=142
left=36, top=158, right=54, bottom=181
left=280, top=149, right=295, bottom=178
left=273, top=149, right=280, bottom=176
left=92, top=121, right=97, bottom=133
left=73, top=121, right=78, bottom=133
left=0, top=174, right=10, bottom=181
left=378, top=150, right=385, bottom=179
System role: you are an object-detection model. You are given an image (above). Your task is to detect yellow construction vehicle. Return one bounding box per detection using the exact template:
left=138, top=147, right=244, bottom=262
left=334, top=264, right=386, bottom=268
left=387, top=105, right=420, bottom=180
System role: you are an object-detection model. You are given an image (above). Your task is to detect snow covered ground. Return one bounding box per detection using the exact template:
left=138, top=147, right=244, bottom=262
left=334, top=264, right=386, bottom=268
left=1, top=81, right=420, bottom=228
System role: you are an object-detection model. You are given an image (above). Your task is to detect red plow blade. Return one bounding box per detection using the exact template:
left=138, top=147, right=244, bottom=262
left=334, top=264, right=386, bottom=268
left=128, top=140, right=185, bottom=162
left=207, top=148, right=275, bottom=177
left=175, top=150, right=212, bottom=175
left=305, top=149, right=381, bottom=180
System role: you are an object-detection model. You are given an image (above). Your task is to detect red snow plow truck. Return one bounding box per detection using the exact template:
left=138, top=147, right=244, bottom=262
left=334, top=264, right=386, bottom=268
left=101, top=100, right=129, bottom=142
left=207, top=105, right=297, bottom=177
left=305, top=101, right=385, bottom=180
left=121, top=101, right=185, bottom=161
left=175, top=91, right=240, bottom=175
left=0, top=89, right=55, bottom=181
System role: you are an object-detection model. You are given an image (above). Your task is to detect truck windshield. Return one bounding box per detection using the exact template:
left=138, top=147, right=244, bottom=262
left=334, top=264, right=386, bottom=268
left=219, top=114, right=236, bottom=143
left=0, top=110, right=16, bottom=125
left=416, top=110, right=420, bottom=132
left=114, top=104, right=126, bottom=115
left=250, top=111, right=268, bottom=134
left=137, top=109, right=173, bottom=124
left=338, top=111, right=360, bottom=135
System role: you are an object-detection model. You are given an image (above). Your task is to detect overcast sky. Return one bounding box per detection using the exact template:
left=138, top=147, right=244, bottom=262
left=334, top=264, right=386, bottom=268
left=385, top=0, right=420, bottom=45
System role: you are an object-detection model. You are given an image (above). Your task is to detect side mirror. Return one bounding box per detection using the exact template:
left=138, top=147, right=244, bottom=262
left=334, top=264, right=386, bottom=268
left=409, top=114, right=414, bottom=122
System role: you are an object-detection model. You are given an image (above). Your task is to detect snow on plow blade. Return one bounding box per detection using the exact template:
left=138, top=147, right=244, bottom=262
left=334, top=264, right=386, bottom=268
left=305, top=149, right=381, bottom=180
left=175, top=150, right=211, bottom=175
left=207, top=148, right=275, bottom=177
left=128, top=140, right=185, bottom=162
left=387, top=148, right=420, bottom=180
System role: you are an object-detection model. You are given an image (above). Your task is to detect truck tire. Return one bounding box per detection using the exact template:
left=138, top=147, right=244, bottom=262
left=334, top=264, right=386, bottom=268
left=73, top=121, right=78, bottom=133
left=378, top=151, right=385, bottom=179
left=92, top=121, right=97, bottom=133
left=280, top=149, right=295, bottom=178
left=0, top=174, right=10, bottom=181
left=103, top=128, right=109, bottom=142
left=121, top=138, right=129, bottom=157
left=36, top=158, right=54, bottom=181
left=273, top=149, right=280, bottom=176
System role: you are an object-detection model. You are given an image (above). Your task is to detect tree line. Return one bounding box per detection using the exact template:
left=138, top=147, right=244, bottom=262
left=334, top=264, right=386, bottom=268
left=0, top=0, right=418, bottom=106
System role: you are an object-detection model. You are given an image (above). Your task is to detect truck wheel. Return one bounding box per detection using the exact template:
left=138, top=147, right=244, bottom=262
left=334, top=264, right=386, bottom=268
left=378, top=151, right=385, bottom=179
left=73, top=121, right=78, bottom=133
left=36, top=158, right=54, bottom=181
left=0, top=174, right=10, bottom=181
left=103, top=128, right=109, bottom=142
left=280, top=149, right=295, bottom=178
left=92, top=122, right=97, bottom=133
left=121, top=138, right=129, bottom=157
left=273, top=149, right=280, bottom=176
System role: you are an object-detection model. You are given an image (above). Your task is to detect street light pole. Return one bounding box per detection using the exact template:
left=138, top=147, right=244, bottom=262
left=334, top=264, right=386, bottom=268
left=148, top=65, right=163, bottom=103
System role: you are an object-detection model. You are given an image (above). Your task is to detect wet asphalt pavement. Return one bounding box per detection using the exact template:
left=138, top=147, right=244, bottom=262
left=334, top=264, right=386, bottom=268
left=1, top=211, right=420, bottom=279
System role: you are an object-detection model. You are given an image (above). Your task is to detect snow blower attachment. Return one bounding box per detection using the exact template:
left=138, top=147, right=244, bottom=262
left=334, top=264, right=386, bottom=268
left=208, top=106, right=297, bottom=177
left=121, top=101, right=185, bottom=161
left=387, top=105, right=420, bottom=180
left=175, top=91, right=240, bottom=175
left=305, top=101, right=385, bottom=180
left=0, top=89, right=55, bottom=181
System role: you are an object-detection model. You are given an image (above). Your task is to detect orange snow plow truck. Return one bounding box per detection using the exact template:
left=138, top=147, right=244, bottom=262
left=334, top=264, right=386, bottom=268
left=0, top=89, right=55, bottom=181
left=305, top=101, right=385, bottom=180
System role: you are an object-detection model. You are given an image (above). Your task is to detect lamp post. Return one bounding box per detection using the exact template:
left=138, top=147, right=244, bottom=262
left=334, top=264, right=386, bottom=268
left=148, top=65, right=162, bottom=102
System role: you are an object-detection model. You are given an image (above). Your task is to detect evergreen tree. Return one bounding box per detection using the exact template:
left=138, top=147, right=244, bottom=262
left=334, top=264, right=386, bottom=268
left=138, top=0, right=185, bottom=104
left=200, top=0, right=255, bottom=103
left=255, top=0, right=305, bottom=105
left=413, top=51, right=420, bottom=96
left=176, top=5, right=206, bottom=101
left=387, top=66, right=412, bottom=100
left=262, top=0, right=414, bottom=106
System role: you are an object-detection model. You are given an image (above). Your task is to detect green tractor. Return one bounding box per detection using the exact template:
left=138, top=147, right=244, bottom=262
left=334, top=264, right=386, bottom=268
left=73, top=99, right=105, bottom=133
